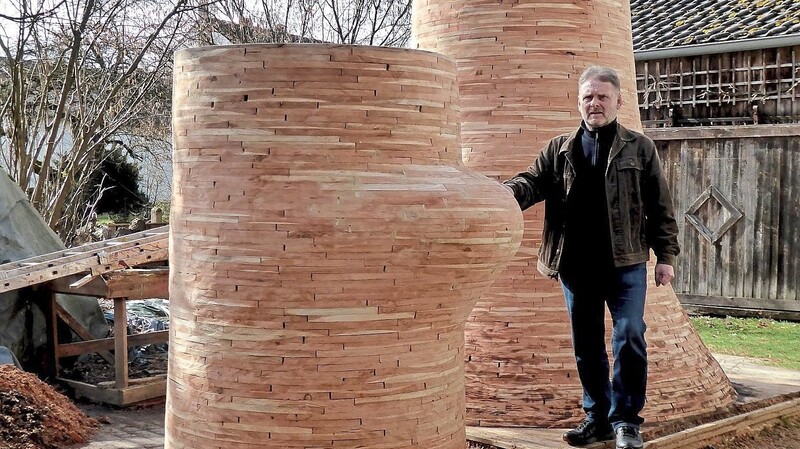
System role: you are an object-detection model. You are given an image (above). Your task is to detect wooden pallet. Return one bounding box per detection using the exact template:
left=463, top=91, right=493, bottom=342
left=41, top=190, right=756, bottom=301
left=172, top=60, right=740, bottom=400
left=0, top=225, right=169, bottom=294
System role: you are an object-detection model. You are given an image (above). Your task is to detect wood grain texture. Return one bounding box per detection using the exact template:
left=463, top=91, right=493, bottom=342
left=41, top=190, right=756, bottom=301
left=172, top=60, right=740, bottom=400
left=649, top=126, right=800, bottom=314
left=412, top=0, right=737, bottom=427
left=168, top=44, right=524, bottom=449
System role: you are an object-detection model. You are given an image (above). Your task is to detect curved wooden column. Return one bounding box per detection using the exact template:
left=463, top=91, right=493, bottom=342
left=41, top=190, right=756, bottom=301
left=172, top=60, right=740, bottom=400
left=413, top=0, right=737, bottom=426
left=168, top=44, right=524, bottom=448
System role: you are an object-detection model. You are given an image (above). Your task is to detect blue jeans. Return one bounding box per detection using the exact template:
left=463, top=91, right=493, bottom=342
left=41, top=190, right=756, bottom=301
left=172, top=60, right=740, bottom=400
left=560, top=263, right=648, bottom=429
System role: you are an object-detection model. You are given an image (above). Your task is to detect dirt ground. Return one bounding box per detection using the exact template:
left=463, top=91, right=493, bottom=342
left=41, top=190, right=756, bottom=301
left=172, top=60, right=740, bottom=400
left=707, top=415, right=800, bottom=449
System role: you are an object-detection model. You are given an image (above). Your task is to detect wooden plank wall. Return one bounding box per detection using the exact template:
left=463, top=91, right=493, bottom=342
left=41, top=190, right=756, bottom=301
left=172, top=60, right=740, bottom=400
left=647, top=125, right=800, bottom=317
left=637, top=45, right=800, bottom=127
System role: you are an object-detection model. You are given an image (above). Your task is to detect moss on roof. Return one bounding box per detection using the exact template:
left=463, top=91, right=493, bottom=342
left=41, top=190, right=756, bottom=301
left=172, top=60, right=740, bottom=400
left=632, top=0, right=800, bottom=51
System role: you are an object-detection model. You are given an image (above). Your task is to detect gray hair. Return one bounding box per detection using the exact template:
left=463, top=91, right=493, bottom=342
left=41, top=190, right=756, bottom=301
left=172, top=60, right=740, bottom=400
left=578, top=66, right=621, bottom=91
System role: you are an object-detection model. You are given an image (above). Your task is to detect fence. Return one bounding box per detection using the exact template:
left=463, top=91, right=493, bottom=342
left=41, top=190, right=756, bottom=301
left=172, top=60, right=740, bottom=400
left=637, top=45, right=800, bottom=127
left=647, top=124, right=800, bottom=320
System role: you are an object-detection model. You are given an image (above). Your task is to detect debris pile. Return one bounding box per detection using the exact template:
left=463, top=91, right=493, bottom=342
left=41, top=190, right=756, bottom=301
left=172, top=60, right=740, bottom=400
left=61, top=298, right=169, bottom=385
left=0, top=365, right=98, bottom=449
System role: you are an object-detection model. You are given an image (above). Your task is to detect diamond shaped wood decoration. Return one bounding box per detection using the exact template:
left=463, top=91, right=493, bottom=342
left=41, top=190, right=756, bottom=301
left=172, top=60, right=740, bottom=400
left=685, top=185, right=743, bottom=244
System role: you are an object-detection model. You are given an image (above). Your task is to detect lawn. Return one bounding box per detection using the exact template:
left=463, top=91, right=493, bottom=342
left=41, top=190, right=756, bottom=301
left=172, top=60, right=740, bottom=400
left=690, top=316, right=800, bottom=371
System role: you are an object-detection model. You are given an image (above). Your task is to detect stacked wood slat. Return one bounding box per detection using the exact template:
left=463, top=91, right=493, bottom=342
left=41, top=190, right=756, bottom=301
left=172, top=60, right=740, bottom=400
left=412, top=0, right=737, bottom=427
left=168, top=44, right=524, bottom=448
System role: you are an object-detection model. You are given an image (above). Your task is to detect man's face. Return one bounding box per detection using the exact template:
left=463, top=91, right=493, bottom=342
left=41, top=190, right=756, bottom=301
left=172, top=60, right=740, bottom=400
left=578, top=78, right=623, bottom=130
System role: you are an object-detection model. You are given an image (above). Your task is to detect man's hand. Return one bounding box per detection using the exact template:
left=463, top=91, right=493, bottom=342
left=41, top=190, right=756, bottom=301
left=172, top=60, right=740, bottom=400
left=655, top=263, right=674, bottom=287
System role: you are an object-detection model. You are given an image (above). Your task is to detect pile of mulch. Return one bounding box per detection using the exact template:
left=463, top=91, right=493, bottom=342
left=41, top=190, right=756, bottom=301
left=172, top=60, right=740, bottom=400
left=0, top=365, right=98, bottom=449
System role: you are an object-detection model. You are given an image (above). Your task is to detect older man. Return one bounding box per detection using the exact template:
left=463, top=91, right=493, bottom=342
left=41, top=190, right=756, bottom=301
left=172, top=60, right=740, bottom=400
left=502, top=66, right=680, bottom=449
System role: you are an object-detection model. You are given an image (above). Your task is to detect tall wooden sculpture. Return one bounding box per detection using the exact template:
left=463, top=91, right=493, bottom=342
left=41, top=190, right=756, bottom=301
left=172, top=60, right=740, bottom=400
left=413, top=0, right=737, bottom=426
left=168, top=44, right=524, bottom=448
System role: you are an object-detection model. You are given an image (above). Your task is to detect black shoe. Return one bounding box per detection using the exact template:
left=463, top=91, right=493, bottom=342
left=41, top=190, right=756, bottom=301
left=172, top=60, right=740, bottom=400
left=563, top=418, right=614, bottom=446
left=615, top=425, right=643, bottom=449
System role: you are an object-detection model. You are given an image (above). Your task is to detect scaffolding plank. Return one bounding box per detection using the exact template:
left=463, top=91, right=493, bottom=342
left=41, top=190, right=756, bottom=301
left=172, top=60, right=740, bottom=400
left=0, top=226, right=169, bottom=294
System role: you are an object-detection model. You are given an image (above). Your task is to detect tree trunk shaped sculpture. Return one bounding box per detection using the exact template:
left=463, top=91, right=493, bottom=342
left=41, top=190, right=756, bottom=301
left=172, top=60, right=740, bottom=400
left=412, top=0, right=737, bottom=426
left=168, top=44, right=524, bottom=448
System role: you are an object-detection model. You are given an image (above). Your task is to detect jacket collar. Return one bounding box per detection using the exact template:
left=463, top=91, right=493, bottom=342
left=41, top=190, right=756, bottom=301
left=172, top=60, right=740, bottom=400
left=558, top=121, right=636, bottom=161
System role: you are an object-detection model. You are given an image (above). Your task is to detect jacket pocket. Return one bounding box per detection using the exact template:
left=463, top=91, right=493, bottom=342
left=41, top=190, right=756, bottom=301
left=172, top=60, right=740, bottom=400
left=610, top=157, right=645, bottom=255
left=613, top=156, right=644, bottom=207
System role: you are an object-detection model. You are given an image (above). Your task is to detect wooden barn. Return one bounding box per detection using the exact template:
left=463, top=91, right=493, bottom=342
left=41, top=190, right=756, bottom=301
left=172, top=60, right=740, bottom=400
left=631, top=0, right=800, bottom=319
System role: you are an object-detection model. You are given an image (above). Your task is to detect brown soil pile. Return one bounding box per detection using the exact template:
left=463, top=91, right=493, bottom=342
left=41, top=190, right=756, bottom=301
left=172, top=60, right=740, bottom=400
left=0, top=365, right=98, bottom=449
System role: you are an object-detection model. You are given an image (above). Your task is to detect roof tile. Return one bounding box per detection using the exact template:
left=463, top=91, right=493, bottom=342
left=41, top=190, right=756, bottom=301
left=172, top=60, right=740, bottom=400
left=631, top=0, right=800, bottom=51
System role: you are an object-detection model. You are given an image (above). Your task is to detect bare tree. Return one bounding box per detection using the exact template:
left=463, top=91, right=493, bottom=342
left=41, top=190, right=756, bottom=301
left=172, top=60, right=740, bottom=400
left=0, top=0, right=409, bottom=242
left=194, top=0, right=411, bottom=47
left=0, top=0, right=200, bottom=242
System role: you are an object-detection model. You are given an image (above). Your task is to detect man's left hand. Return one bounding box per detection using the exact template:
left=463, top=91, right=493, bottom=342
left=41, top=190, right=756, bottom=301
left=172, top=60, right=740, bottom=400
left=655, top=263, right=674, bottom=287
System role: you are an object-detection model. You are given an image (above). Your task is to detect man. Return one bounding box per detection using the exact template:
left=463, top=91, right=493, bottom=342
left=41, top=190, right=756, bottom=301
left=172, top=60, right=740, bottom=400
left=502, top=66, right=680, bottom=449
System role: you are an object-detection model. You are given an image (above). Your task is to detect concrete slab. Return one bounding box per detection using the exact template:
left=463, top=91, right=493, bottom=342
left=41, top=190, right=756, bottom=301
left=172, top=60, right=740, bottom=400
left=713, top=354, right=800, bottom=403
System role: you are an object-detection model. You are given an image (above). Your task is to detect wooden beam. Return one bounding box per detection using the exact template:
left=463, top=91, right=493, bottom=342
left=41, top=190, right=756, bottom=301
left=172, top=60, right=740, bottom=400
left=42, top=292, right=60, bottom=379
left=682, top=304, right=800, bottom=322
left=114, top=297, right=129, bottom=388
left=679, top=294, right=800, bottom=313
left=104, top=269, right=169, bottom=299
left=48, top=268, right=170, bottom=299
left=49, top=274, right=110, bottom=297
left=58, top=331, right=169, bottom=358
left=645, top=124, right=800, bottom=140
left=52, top=300, right=115, bottom=366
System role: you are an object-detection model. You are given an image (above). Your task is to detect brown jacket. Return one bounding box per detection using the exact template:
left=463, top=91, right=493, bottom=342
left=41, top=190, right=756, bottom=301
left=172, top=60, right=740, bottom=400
left=504, top=122, right=680, bottom=278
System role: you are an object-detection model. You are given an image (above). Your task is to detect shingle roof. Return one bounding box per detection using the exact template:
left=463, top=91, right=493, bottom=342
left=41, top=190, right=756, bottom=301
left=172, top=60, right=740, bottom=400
left=631, top=0, right=800, bottom=51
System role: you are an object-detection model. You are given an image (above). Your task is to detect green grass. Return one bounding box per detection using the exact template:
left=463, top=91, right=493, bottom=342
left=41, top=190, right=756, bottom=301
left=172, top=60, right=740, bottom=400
left=690, top=316, right=800, bottom=371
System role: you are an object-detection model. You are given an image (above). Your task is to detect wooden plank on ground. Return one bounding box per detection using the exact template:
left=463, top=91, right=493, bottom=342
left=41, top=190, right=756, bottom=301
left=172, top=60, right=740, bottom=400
left=466, top=426, right=612, bottom=449
left=59, top=375, right=167, bottom=407
left=467, top=397, right=800, bottom=449
left=644, top=398, right=800, bottom=449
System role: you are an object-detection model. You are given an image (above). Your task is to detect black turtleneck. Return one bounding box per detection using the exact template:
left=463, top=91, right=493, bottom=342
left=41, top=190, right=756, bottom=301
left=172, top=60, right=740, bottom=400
left=560, top=120, right=617, bottom=278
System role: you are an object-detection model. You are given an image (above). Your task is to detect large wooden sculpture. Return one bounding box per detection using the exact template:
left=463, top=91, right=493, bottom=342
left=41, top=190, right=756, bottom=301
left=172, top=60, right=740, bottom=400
left=168, top=44, right=523, bottom=448
left=413, top=0, right=737, bottom=426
